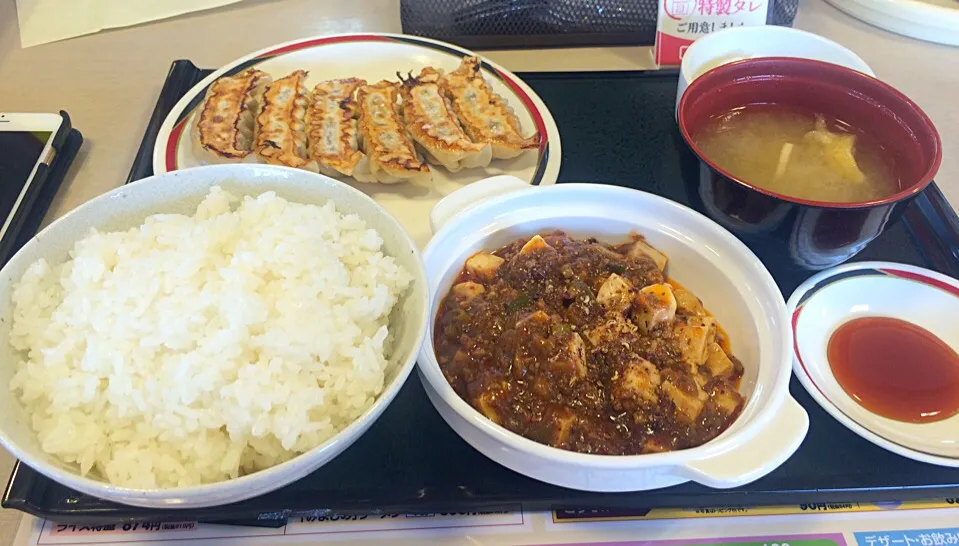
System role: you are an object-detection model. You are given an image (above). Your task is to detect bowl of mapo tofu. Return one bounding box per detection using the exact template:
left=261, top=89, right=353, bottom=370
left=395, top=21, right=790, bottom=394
left=417, top=176, right=809, bottom=492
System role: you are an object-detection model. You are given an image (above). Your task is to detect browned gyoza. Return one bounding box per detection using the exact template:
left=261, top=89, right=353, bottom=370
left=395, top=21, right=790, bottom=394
left=434, top=231, right=745, bottom=455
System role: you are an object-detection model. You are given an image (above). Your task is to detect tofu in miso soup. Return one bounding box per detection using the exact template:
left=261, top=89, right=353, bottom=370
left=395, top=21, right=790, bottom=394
left=692, top=104, right=900, bottom=203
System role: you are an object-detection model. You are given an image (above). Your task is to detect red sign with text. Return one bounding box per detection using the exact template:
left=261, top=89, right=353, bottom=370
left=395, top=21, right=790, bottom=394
left=655, top=0, right=769, bottom=65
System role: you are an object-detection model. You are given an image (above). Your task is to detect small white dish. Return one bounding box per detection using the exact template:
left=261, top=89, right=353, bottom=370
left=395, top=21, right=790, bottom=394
left=788, top=261, right=959, bottom=467
left=676, top=26, right=874, bottom=115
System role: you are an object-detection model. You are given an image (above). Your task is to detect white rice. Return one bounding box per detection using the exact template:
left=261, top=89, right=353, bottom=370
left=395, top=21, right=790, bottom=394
left=8, top=187, right=412, bottom=488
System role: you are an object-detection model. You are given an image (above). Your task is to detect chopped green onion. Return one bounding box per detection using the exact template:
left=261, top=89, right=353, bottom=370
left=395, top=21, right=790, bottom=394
left=551, top=323, right=573, bottom=336
left=571, top=280, right=595, bottom=299
left=505, top=293, right=533, bottom=313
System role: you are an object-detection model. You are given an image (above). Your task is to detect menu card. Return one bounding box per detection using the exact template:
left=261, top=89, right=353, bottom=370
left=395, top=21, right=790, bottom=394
left=13, top=498, right=959, bottom=546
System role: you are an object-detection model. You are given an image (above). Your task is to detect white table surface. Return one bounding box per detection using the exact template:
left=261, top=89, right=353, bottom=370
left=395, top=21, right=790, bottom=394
left=1, top=0, right=957, bottom=543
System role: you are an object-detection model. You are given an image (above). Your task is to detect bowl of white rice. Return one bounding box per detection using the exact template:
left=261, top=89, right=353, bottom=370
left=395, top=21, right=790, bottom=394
left=0, top=164, right=428, bottom=508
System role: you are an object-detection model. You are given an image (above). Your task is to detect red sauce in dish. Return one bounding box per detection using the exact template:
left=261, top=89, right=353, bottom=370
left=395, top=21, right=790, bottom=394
left=827, top=317, right=959, bottom=423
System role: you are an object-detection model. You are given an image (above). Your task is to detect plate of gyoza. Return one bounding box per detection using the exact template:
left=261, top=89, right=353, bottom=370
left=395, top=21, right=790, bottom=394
left=153, top=33, right=561, bottom=247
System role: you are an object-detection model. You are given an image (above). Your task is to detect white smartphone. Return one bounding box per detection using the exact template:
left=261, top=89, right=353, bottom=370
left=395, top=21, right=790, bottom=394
left=0, top=112, right=65, bottom=247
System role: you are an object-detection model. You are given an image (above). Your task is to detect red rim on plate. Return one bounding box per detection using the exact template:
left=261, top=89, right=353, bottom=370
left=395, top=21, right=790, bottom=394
left=162, top=34, right=551, bottom=185
left=678, top=57, right=943, bottom=210
left=791, top=265, right=959, bottom=459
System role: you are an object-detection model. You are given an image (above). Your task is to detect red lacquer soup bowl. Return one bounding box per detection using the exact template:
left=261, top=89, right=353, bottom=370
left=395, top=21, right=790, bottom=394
left=678, top=57, right=942, bottom=270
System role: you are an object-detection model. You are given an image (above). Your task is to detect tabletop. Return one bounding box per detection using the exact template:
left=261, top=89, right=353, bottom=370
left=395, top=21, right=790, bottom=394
left=1, top=0, right=958, bottom=544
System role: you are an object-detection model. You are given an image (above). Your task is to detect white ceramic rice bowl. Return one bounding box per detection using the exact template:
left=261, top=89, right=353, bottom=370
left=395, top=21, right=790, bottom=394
left=0, top=164, right=429, bottom=508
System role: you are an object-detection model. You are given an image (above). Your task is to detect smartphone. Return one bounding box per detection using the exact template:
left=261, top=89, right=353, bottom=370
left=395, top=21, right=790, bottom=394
left=0, top=112, right=65, bottom=254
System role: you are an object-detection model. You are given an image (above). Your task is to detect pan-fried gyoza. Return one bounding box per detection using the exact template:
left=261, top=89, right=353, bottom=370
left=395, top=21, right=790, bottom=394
left=307, top=77, right=368, bottom=178
left=441, top=56, right=539, bottom=159
left=433, top=231, right=745, bottom=455
left=399, top=67, right=492, bottom=172
left=191, top=56, right=540, bottom=183
left=254, top=70, right=316, bottom=171
left=192, top=68, right=271, bottom=163
left=356, top=80, right=431, bottom=184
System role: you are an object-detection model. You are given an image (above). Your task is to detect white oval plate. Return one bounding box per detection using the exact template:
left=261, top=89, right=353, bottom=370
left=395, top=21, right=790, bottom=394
left=788, top=261, right=959, bottom=466
left=152, top=33, right=561, bottom=248
left=825, top=0, right=959, bottom=46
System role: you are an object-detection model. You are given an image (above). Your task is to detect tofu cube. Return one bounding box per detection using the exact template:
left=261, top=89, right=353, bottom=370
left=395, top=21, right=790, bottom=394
left=705, top=342, right=735, bottom=378
left=452, top=281, right=485, bottom=300
left=465, top=252, right=505, bottom=281
left=672, top=285, right=706, bottom=316
left=633, top=283, right=677, bottom=332
left=547, top=332, right=588, bottom=383
left=551, top=408, right=577, bottom=445
left=475, top=382, right=508, bottom=424
left=586, top=316, right=637, bottom=346
left=709, top=381, right=745, bottom=416
left=520, top=235, right=554, bottom=255
left=662, top=375, right=707, bottom=423
left=597, top=273, right=634, bottom=313
left=674, top=316, right=715, bottom=368
left=611, top=356, right=661, bottom=409
left=627, top=240, right=668, bottom=271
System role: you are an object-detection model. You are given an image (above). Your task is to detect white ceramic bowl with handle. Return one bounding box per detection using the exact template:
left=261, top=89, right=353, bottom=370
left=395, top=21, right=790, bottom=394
left=0, top=164, right=429, bottom=508
left=416, top=175, right=809, bottom=492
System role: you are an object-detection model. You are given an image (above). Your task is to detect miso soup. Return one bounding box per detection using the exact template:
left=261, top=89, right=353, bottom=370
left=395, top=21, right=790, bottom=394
left=692, top=104, right=900, bottom=203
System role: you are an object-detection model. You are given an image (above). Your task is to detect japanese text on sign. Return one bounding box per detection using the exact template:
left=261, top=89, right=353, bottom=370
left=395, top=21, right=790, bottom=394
left=52, top=522, right=198, bottom=535
left=856, top=528, right=959, bottom=546
left=666, top=0, right=764, bottom=17
left=655, top=0, right=769, bottom=66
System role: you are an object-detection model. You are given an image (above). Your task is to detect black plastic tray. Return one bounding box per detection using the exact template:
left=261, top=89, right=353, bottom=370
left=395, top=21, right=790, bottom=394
left=5, top=61, right=959, bottom=526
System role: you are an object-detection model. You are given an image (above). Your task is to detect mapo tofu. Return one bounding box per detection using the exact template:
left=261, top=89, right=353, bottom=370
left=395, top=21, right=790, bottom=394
left=433, top=231, right=745, bottom=455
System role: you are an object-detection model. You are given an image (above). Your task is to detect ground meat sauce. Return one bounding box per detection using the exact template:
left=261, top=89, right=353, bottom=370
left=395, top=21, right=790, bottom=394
left=434, top=231, right=745, bottom=455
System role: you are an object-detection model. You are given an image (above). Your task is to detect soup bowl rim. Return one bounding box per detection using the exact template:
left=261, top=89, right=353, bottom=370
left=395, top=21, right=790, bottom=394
left=677, top=56, right=943, bottom=210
